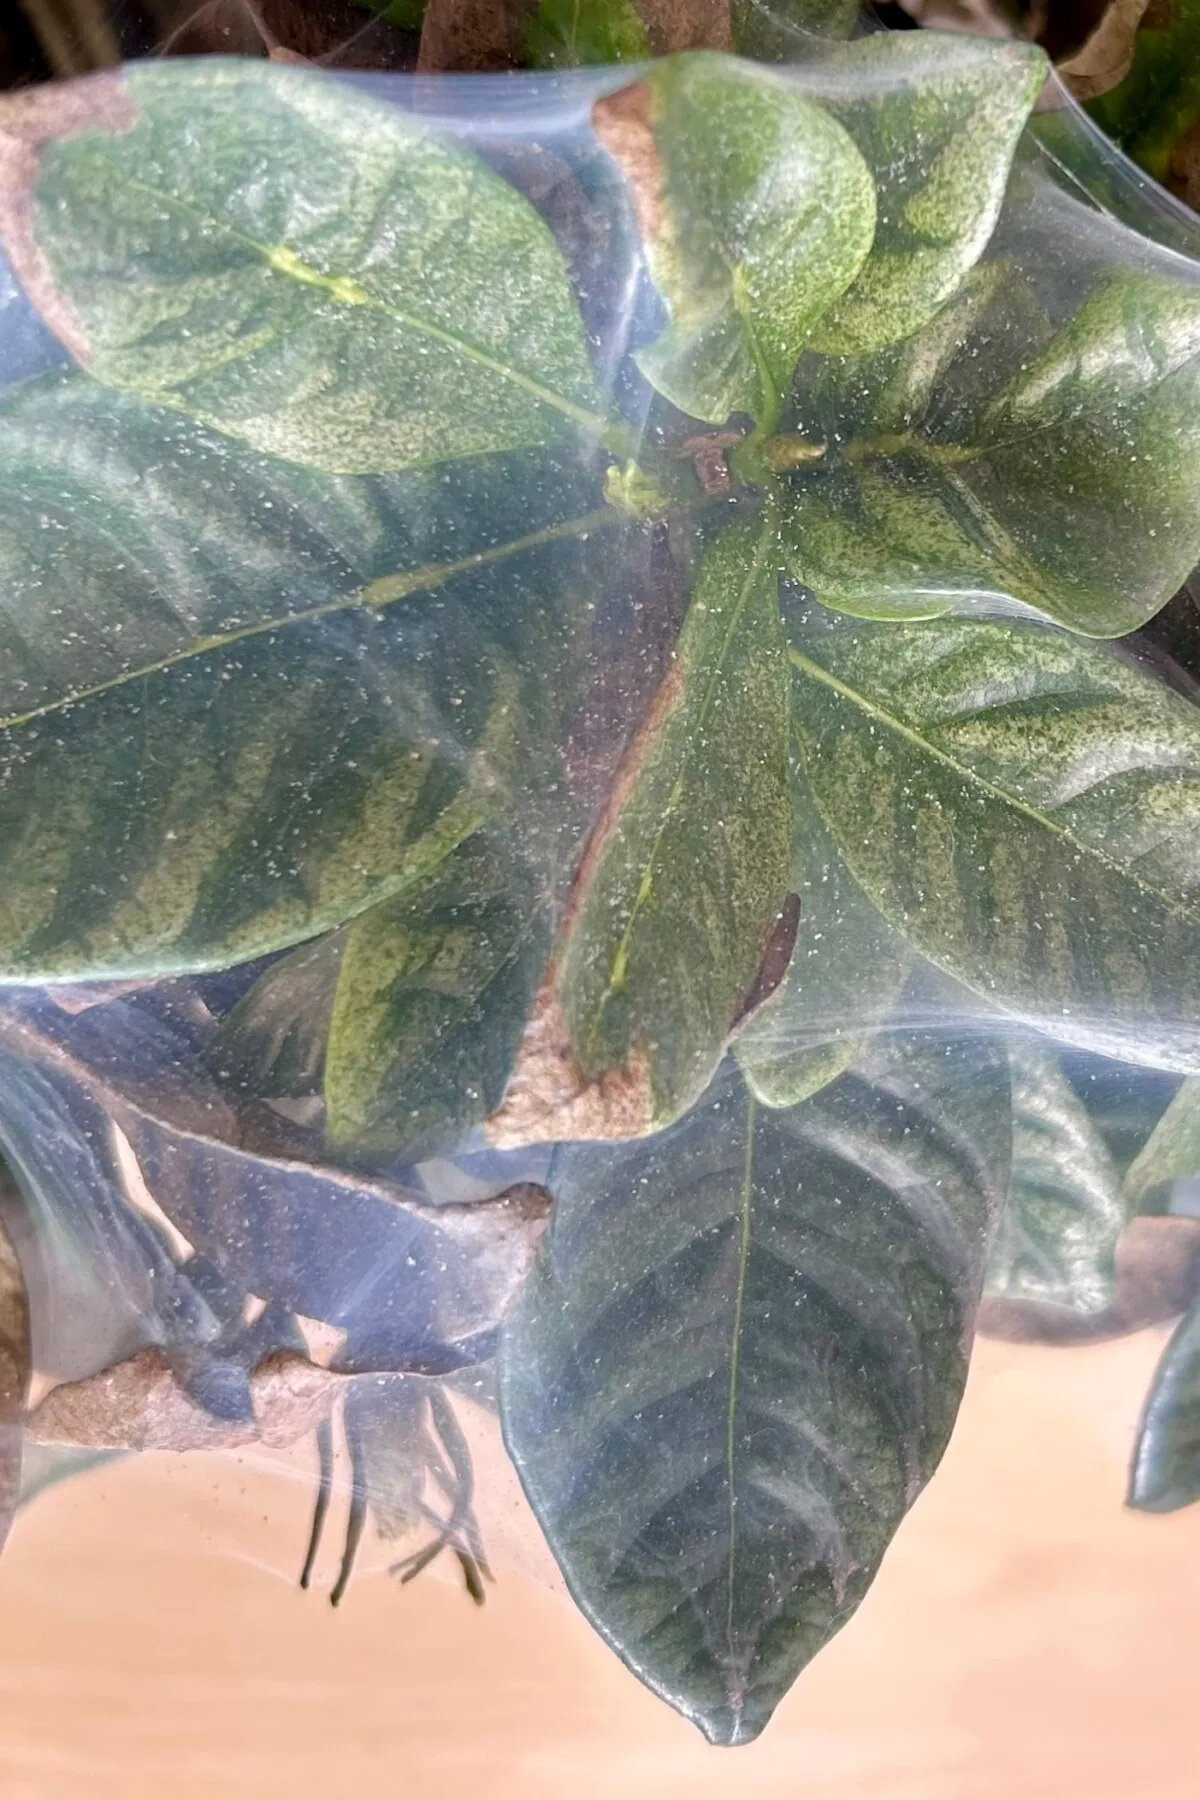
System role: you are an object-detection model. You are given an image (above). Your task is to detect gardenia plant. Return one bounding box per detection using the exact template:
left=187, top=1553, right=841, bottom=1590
left=0, top=32, right=1198, bottom=1744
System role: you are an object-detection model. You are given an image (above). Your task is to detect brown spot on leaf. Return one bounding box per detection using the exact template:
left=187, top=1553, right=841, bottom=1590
left=0, top=72, right=136, bottom=365
left=730, top=894, right=802, bottom=1032
left=592, top=80, right=664, bottom=248
left=484, top=980, right=655, bottom=1148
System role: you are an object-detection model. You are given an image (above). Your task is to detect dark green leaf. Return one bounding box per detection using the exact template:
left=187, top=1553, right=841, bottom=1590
left=487, top=522, right=791, bottom=1145
left=1129, top=1299, right=1200, bottom=1511
left=523, top=0, right=650, bottom=65
left=325, top=836, right=549, bottom=1165
left=809, top=35, right=1046, bottom=355
left=592, top=53, right=874, bottom=425
left=1059, top=1050, right=1181, bottom=1182
left=986, top=1038, right=1125, bottom=1315
left=1087, top=0, right=1200, bottom=195
left=734, top=761, right=909, bottom=1107
left=0, top=525, right=594, bottom=982
left=207, top=933, right=344, bottom=1102
left=786, top=262, right=1200, bottom=637
left=1124, top=1076, right=1200, bottom=1211
left=0, top=371, right=602, bottom=730
left=1, top=62, right=603, bottom=472
left=501, top=1033, right=1010, bottom=1743
left=731, top=0, right=859, bottom=57
left=788, top=606, right=1200, bottom=1072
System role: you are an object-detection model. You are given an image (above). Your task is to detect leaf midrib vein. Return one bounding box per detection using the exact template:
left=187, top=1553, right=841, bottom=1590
left=119, top=176, right=609, bottom=437
left=788, top=643, right=1200, bottom=926
left=0, top=508, right=616, bottom=734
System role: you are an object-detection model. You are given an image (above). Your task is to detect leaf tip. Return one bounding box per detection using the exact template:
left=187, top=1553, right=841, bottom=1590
left=484, top=979, right=655, bottom=1147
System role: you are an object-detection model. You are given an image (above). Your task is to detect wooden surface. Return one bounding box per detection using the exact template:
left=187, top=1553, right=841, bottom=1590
left=0, top=1327, right=1196, bottom=1799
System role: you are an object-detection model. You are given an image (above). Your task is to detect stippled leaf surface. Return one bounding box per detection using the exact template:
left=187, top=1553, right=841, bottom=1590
left=488, top=522, right=790, bottom=1146
left=325, top=836, right=549, bottom=1165
left=2, top=61, right=601, bottom=472
left=0, top=516, right=595, bottom=983
left=986, top=1038, right=1125, bottom=1315
left=785, top=263, right=1200, bottom=636
left=501, top=1034, right=1010, bottom=1743
left=0, top=371, right=602, bottom=729
left=1124, top=1076, right=1200, bottom=1210
left=734, top=762, right=909, bottom=1107
left=593, top=53, right=874, bottom=424
left=788, top=605, right=1200, bottom=1071
left=809, top=35, right=1046, bottom=355
left=1129, top=1298, right=1200, bottom=1511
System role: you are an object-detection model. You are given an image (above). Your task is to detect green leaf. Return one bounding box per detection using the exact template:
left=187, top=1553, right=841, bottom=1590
left=986, top=1038, right=1125, bottom=1315
left=1058, top=1051, right=1181, bottom=1183
left=2, top=62, right=603, bottom=472
left=734, top=761, right=909, bottom=1107
left=207, top=933, right=344, bottom=1102
left=0, top=371, right=605, bottom=730
left=0, top=521, right=593, bottom=982
left=1129, top=1299, right=1200, bottom=1511
left=523, top=0, right=650, bottom=66
left=731, top=0, right=859, bottom=57
left=324, top=836, right=549, bottom=1165
left=1124, top=1077, right=1200, bottom=1211
left=788, top=605, right=1200, bottom=1073
left=500, top=1032, right=1010, bottom=1743
left=785, top=262, right=1200, bottom=637
left=1087, top=0, right=1200, bottom=190
left=487, top=522, right=791, bottom=1146
left=592, top=53, right=874, bottom=425
left=808, top=35, right=1046, bottom=355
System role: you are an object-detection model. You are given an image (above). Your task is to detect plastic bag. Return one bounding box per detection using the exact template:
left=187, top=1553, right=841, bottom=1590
left=1, top=30, right=1200, bottom=1750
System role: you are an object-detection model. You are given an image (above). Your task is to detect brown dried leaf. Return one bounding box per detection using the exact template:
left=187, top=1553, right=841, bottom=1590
left=1059, top=0, right=1152, bottom=98
left=27, top=1347, right=340, bottom=1453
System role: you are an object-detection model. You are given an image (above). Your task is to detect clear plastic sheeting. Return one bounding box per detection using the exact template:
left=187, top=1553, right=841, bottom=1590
left=0, top=26, right=1198, bottom=1753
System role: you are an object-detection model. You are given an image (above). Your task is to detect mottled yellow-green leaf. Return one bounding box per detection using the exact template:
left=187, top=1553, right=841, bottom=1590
left=594, top=52, right=874, bottom=425
left=3, top=61, right=600, bottom=472
left=809, top=34, right=1047, bottom=354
